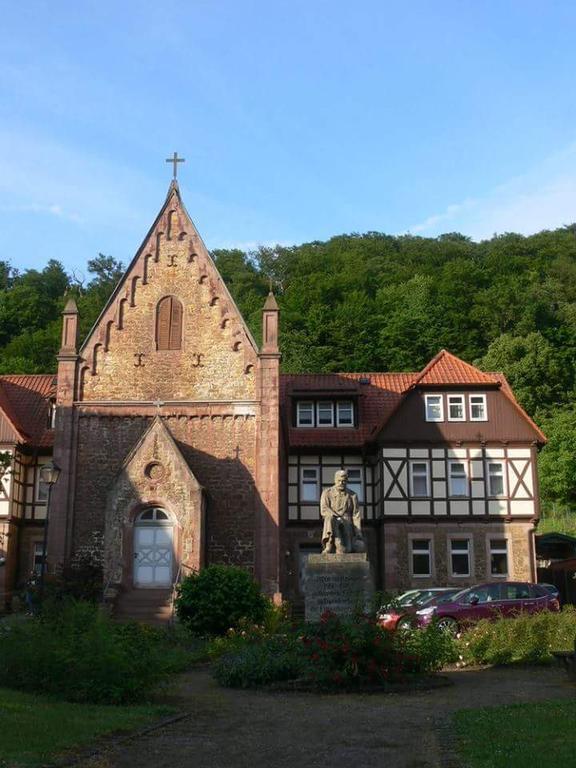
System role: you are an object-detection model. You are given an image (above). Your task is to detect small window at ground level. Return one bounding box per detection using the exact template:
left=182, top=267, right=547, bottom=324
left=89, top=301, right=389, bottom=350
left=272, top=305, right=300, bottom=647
left=470, top=394, right=487, bottom=421
left=411, top=539, right=431, bottom=577
left=425, top=394, right=443, bottom=422
left=317, top=402, right=334, bottom=427
left=32, top=542, right=45, bottom=575
left=489, top=538, right=508, bottom=576
left=297, top=401, right=314, bottom=427
left=410, top=462, right=430, bottom=497
left=450, top=538, right=470, bottom=576
left=345, top=467, right=364, bottom=502
left=337, top=401, right=354, bottom=427
left=300, top=467, right=320, bottom=502
left=447, top=394, right=465, bottom=421
left=487, top=463, right=505, bottom=496
left=449, top=461, right=468, bottom=497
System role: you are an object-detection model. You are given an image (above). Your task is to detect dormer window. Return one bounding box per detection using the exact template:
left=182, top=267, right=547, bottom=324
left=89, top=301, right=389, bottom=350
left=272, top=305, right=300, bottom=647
left=296, top=401, right=314, bottom=427
left=317, top=402, right=334, bottom=427
left=470, top=394, right=487, bottom=421
left=425, top=394, right=444, bottom=422
left=47, top=399, right=57, bottom=429
left=294, top=399, right=355, bottom=428
left=336, top=401, right=354, bottom=427
left=447, top=394, right=465, bottom=421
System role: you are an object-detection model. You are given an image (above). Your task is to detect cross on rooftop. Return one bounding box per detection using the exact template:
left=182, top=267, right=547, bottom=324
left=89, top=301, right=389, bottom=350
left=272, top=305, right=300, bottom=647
left=165, top=152, right=185, bottom=180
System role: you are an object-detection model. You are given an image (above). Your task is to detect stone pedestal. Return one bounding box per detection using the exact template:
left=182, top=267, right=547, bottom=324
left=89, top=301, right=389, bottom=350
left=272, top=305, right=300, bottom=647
left=303, top=553, right=374, bottom=622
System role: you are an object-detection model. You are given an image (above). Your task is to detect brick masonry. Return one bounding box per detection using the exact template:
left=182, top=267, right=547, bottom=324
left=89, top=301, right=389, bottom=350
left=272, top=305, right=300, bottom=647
left=49, top=184, right=281, bottom=611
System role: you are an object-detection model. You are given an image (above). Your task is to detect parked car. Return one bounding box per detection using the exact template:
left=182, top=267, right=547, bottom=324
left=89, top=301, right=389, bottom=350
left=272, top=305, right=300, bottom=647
left=378, top=588, right=460, bottom=631
left=539, top=582, right=561, bottom=601
left=414, top=581, right=560, bottom=633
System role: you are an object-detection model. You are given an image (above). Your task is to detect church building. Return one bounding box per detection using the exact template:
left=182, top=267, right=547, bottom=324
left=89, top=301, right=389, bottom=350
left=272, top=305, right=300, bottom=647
left=0, top=181, right=546, bottom=620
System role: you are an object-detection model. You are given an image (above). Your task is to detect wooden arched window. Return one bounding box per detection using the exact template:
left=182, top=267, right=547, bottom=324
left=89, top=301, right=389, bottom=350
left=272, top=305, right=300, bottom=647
left=156, top=296, right=183, bottom=350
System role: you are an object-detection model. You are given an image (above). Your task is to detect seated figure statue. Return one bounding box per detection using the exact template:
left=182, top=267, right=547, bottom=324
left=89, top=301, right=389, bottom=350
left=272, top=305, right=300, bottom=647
left=320, top=469, right=366, bottom=554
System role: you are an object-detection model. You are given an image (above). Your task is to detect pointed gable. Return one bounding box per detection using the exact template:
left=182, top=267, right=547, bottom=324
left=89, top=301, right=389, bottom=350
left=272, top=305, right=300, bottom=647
left=412, top=349, right=498, bottom=387
left=79, top=183, right=258, bottom=403
left=117, top=416, right=202, bottom=492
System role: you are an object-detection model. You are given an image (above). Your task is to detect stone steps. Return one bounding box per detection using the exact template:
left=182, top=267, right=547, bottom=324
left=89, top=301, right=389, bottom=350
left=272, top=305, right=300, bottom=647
left=115, top=588, right=175, bottom=625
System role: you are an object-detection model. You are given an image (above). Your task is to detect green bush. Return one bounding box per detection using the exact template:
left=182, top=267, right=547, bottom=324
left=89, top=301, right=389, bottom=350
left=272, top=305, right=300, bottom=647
left=175, top=565, right=267, bottom=635
left=459, top=606, right=576, bottom=666
left=212, top=635, right=304, bottom=688
left=211, top=610, right=457, bottom=690
left=0, top=600, right=187, bottom=704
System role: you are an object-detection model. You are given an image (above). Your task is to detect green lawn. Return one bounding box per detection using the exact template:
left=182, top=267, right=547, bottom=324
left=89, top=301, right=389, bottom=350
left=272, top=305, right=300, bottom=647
left=454, top=699, right=576, bottom=767
left=0, top=687, right=174, bottom=767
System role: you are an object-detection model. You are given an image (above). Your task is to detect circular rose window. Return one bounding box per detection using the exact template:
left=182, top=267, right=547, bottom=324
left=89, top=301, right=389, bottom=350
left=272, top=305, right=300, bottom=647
left=144, top=461, right=165, bottom=481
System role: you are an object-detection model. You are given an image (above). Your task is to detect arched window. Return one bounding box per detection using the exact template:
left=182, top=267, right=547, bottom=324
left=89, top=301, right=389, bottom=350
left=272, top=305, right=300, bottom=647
left=156, top=296, right=183, bottom=350
left=136, top=507, right=170, bottom=523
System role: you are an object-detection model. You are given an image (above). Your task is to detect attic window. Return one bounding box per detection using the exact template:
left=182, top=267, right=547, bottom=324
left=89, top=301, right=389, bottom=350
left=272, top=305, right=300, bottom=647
left=47, top=399, right=56, bottom=429
left=156, top=296, right=183, bottom=350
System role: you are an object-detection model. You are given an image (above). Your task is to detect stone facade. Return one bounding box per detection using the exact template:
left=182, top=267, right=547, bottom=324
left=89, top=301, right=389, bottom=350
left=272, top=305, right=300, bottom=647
left=46, top=182, right=281, bottom=618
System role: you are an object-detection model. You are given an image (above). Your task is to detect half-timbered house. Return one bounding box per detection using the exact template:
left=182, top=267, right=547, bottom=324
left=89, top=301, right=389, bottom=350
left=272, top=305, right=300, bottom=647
left=0, top=181, right=546, bottom=619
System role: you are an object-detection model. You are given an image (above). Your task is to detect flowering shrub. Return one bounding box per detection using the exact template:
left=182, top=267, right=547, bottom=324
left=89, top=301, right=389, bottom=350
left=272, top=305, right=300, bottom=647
left=458, top=606, right=576, bottom=666
left=298, top=611, right=454, bottom=688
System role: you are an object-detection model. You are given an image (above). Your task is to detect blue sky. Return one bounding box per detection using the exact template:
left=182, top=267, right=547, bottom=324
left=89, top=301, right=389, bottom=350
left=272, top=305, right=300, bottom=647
left=1, top=1, right=576, bottom=273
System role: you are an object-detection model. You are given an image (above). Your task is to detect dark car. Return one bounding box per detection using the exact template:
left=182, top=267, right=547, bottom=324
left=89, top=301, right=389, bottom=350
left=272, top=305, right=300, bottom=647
left=539, top=582, right=561, bottom=601
left=415, top=581, right=560, bottom=633
left=378, top=588, right=461, bottom=631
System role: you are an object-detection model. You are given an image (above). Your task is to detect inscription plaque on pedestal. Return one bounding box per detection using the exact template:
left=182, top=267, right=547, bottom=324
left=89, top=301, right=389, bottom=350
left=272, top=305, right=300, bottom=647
left=304, top=553, right=374, bottom=622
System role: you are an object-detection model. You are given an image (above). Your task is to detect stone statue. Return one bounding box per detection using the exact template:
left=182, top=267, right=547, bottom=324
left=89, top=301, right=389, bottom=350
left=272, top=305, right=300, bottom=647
left=320, top=470, right=366, bottom=554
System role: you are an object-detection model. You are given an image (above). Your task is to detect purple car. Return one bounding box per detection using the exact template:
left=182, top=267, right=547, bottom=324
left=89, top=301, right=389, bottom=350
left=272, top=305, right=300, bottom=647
left=415, top=581, right=560, bottom=633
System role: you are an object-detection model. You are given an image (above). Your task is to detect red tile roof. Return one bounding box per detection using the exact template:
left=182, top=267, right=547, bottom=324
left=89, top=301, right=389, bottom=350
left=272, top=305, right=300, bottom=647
left=0, top=374, right=56, bottom=448
left=282, top=350, right=545, bottom=447
left=412, top=349, right=498, bottom=387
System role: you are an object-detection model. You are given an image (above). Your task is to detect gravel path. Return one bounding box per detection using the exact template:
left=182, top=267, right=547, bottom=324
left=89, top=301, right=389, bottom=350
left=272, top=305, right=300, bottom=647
left=81, top=666, right=575, bottom=768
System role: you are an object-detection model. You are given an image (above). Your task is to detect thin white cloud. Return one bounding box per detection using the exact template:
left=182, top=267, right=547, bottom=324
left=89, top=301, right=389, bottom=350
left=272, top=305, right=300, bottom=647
left=0, top=202, right=83, bottom=223
left=409, top=142, right=576, bottom=240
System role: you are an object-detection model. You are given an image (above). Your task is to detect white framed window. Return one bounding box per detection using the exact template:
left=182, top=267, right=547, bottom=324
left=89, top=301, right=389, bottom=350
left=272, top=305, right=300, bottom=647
left=411, top=538, right=432, bottom=577
left=447, top=394, right=465, bottom=421
left=449, top=461, right=468, bottom=497
left=32, top=542, right=45, bottom=575
left=300, top=467, right=320, bottom=502
left=316, top=401, right=334, bottom=427
left=36, top=465, right=50, bottom=503
left=410, top=461, right=430, bottom=497
left=345, top=467, right=364, bottom=502
left=489, top=538, right=508, bottom=576
left=450, top=538, right=471, bottom=577
left=425, top=394, right=444, bottom=422
left=487, top=462, right=506, bottom=496
left=470, top=394, right=487, bottom=421
left=336, top=401, right=354, bottom=427
left=296, top=401, right=315, bottom=427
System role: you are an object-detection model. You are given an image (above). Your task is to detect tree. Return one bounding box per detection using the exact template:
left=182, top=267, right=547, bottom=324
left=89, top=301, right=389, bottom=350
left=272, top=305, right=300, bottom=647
left=538, top=407, right=576, bottom=504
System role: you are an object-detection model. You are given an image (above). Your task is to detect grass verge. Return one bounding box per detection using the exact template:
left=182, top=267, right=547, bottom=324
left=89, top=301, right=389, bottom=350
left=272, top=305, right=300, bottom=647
left=454, top=699, right=576, bottom=767
left=0, top=687, right=174, bottom=767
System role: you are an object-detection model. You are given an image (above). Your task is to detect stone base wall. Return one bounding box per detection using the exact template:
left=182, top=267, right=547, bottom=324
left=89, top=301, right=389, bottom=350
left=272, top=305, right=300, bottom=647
left=282, top=525, right=380, bottom=605
left=382, top=520, right=535, bottom=592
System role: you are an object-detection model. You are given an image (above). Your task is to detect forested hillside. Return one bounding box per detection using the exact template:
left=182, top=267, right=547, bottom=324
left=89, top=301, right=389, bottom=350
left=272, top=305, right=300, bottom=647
left=2, top=228, right=576, bottom=515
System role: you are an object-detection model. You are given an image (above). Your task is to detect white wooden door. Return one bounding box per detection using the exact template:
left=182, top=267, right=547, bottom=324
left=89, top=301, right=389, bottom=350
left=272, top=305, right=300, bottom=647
left=134, top=524, right=173, bottom=587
